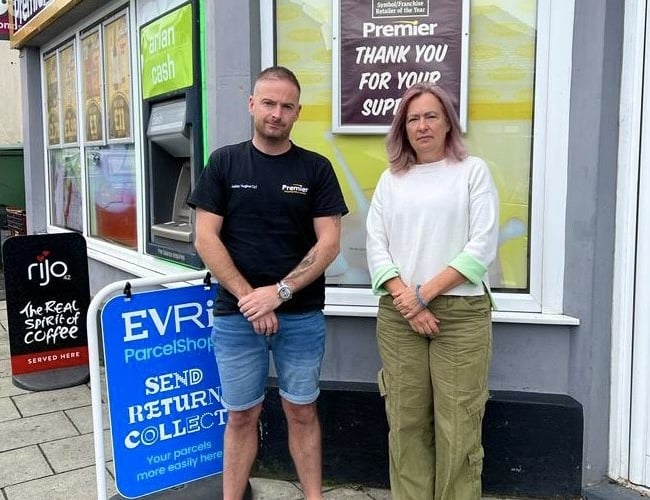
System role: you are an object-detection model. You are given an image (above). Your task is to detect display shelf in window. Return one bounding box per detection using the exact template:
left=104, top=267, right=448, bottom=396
left=6, top=207, right=27, bottom=236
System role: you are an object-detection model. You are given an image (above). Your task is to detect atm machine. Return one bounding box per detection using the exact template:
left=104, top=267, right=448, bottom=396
left=140, top=1, right=202, bottom=268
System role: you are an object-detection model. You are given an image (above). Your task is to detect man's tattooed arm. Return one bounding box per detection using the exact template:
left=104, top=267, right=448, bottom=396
left=283, top=215, right=342, bottom=292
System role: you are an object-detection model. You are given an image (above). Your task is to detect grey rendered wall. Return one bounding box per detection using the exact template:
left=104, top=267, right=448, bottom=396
left=0, top=42, right=22, bottom=145
left=20, top=47, right=47, bottom=236
left=203, top=1, right=260, bottom=154
left=563, top=0, right=623, bottom=487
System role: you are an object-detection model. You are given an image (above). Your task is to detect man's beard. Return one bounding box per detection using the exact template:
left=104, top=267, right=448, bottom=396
left=255, top=120, right=290, bottom=143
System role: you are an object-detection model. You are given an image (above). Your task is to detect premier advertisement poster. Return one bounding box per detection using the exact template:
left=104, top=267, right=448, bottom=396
left=333, top=0, right=468, bottom=133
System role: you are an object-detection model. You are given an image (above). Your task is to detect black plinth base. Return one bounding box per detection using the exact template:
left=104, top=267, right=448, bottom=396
left=12, top=365, right=89, bottom=391
left=255, top=384, right=584, bottom=499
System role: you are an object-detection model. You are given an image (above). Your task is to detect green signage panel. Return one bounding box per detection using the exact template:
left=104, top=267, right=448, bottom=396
left=141, top=4, right=194, bottom=100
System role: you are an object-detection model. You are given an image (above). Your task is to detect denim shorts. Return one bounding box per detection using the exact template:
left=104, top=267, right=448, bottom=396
left=211, top=311, right=326, bottom=411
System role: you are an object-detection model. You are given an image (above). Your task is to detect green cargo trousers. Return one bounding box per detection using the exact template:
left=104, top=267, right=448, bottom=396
left=376, top=293, right=492, bottom=500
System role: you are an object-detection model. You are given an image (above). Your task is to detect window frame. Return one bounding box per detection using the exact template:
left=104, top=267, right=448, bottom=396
left=41, top=2, right=142, bottom=250
left=40, top=0, right=202, bottom=278
left=260, top=0, right=576, bottom=320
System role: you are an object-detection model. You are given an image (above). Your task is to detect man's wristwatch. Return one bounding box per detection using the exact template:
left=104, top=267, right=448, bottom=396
left=277, top=280, right=293, bottom=302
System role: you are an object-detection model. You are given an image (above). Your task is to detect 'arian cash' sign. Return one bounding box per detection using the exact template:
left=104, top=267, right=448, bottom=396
left=140, top=3, right=194, bottom=100
left=101, top=283, right=225, bottom=498
left=333, top=0, right=468, bottom=133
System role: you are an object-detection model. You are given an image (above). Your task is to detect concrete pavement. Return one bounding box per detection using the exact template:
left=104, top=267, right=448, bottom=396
left=0, top=299, right=521, bottom=499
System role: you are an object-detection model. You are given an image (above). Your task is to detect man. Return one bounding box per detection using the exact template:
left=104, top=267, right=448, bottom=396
left=188, top=66, right=348, bottom=500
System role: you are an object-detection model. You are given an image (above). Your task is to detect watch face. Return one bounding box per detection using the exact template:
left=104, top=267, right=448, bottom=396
left=278, top=286, right=292, bottom=300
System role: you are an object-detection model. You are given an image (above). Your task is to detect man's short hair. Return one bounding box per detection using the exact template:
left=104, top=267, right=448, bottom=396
left=255, top=66, right=301, bottom=95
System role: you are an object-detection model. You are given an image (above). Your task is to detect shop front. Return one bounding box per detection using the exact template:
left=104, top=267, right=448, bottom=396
left=9, top=0, right=634, bottom=497
left=610, top=0, right=650, bottom=494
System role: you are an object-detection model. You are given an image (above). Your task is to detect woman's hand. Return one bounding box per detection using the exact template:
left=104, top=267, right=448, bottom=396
left=408, top=308, right=440, bottom=337
left=393, top=286, right=424, bottom=319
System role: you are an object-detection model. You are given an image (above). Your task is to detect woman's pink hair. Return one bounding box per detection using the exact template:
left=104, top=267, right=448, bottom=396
left=385, top=83, right=467, bottom=173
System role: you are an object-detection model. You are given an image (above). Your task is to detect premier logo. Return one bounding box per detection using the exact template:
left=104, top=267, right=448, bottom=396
left=362, top=21, right=438, bottom=38
left=282, top=184, right=309, bottom=195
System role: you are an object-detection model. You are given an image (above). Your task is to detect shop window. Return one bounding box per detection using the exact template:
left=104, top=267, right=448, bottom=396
left=48, top=148, right=82, bottom=232
left=45, top=44, right=82, bottom=232
left=262, top=0, right=573, bottom=314
left=43, top=8, right=136, bottom=249
left=86, top=145, right=136, bottom=248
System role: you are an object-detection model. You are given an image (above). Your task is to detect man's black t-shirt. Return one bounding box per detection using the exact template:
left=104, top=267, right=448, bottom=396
left=187, top=140, right=348, bottom=314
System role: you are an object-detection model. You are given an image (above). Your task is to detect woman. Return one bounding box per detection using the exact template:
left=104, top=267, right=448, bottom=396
left=366, top=83, right=499, bottom=500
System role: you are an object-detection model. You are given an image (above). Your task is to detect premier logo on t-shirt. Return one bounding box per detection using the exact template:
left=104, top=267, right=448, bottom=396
left=282, top=184, right=309, bottom=195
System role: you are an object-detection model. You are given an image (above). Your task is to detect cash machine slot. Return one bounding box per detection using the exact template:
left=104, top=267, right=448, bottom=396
left=148, top=98, right=193, bottom=243
left=151, top=161, right=192, bottom=241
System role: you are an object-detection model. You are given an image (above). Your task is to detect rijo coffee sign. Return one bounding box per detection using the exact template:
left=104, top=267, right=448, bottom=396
left=2, top=233, right=90, bottom=375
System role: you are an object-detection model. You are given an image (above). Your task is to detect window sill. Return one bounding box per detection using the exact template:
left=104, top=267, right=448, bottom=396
left=323, top=305, right=579, bottom=325
left=85, top=243, right=580, bottom=326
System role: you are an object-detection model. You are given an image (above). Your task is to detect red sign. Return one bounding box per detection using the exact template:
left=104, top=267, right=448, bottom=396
left=0, top=5, right=9, bottom=40
left=8, top=0, right=52, bottom=36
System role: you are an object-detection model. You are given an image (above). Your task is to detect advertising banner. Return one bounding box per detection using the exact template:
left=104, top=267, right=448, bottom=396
left=0, top=3, right=9, bottom=40
left=333, top=0, right=468, bottom=133
left=8, top=0, right=52, bottom=35
left=8, top=0, right=78, bottom=48
left=140, top=3, right=194, bottom=100
left=104, top=12, right=132, bottom=140
left=60, top=43, right=78, bottom=144
left=44, top=53, right=60, bottom=145
left=81, top=30, right=104, bottom=142
left=2, top=233, right=90, bottom=376
left=101, top=283, right=225, bottom=498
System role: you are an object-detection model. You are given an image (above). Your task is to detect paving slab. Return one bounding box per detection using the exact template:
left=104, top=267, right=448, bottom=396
left=0, top=396, right=20, bottom=422
left=0, top=411, right=79, bottom=452
left=65, top=402, right=110, bottom=433
left=364, top=487, right=392, bottom=500
left=40, top=429, right=113, bottom=473
left=0, top=375, right=30, bottom=398
left=12, top=384, right=90, bottom=416
left=0, top=445, right=52, bottom=489
left=3, top=465, right=119, bottom=500
left=249, top=477, right=304, bottom=499
left=0, top=358, right=10, bottom=377
left=0, top=339, right=9, bottom=360
left=322, top=485, right=379, bottom=499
